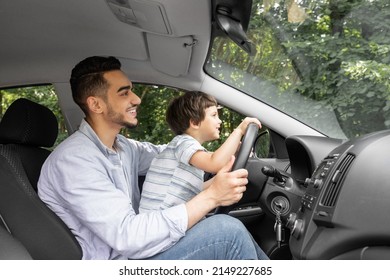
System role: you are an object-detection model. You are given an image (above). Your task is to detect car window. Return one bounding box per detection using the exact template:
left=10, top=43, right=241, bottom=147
left=1, top=84, right=270, bottom=154
left=0, top=85, right=68, bottom=148
left=0, top=84, right=176, bottom=150
left=125, top=84, right=270, bottom=153
left=205, top=0, right=390, bottom=140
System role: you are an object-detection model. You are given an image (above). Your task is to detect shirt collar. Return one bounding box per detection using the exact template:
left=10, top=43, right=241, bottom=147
left=78, top=119, right=120, bottom=156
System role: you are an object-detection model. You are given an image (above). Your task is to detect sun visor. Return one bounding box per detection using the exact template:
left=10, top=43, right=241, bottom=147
left=107, top=0, right=171, bottom=34
left=147, top=34, right=195, bottom=77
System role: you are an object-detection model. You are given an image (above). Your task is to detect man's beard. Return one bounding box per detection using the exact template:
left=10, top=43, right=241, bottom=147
left=107, top=103, right=138, bottom=129
left=121, top=120, right=138, bottom=129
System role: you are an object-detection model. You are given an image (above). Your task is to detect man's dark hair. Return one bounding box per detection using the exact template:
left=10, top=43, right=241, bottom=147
left=166, top=91, right=218, bottom=135
left=70, top=56, right=121, bottom=114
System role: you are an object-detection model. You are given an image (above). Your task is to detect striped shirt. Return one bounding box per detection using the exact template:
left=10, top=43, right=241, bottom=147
left=140, top=134, right=206, bottom=212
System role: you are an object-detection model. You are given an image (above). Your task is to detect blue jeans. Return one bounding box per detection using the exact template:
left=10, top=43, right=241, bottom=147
left=148, top=215, right=269, bottom=260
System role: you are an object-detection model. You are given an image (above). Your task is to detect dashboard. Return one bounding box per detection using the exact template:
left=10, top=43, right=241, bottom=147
left=286, top=129, right=390, bottom=259
left=210, top=129, right=390, bottom=260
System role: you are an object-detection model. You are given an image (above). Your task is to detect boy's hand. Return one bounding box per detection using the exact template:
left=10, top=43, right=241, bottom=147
left=236, top=117, right=262, bottom=136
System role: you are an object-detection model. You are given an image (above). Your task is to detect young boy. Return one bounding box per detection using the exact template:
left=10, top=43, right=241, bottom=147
left=139, top=91, right=261, bottom=213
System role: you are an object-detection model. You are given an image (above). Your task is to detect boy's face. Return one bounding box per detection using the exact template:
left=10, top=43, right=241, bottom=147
left=198, top=105, right=222, bottom=142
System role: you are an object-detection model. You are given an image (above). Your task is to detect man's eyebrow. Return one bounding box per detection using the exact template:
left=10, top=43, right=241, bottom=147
left=117, top=85, right=131, bottom=92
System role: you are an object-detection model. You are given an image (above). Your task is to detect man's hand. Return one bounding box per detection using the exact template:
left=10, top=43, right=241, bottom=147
left=185, top=156, right=248, bottom=229
left=207, top=156, right=247, bottom=207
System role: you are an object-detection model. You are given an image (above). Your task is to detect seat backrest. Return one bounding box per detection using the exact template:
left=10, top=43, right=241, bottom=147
left=0, top=223, right=32, bottom=260
left=0, top=98, right=82, bottom=259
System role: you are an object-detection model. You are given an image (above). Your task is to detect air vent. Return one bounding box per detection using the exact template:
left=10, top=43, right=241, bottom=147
left=321, top=153, right=355, bottom=207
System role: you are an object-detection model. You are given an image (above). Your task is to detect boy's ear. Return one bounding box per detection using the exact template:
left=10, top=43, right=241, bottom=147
left=86, top=96, right=104, bottom=114
left=189, top=119, right=200, bottom=129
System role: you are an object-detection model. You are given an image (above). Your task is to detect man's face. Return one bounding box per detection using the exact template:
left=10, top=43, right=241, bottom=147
left=103, top=70, right=141, bottom=130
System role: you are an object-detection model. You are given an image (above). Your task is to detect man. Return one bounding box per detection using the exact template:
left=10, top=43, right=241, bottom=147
left=38, top=56, right=268, bottom=260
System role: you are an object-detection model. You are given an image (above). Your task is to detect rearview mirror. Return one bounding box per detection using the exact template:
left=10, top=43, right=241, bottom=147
left=216, top=8, right=256, bottom=56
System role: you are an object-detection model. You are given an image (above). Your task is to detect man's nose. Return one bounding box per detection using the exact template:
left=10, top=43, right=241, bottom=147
left=130, top=91, right=141, bottom=104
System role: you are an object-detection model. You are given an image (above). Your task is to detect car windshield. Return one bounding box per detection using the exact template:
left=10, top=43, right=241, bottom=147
left=205, top=0, right=390, bottom=139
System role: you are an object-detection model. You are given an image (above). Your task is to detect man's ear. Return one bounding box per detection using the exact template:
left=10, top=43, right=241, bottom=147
left=86, top=96, right=104, bottom=114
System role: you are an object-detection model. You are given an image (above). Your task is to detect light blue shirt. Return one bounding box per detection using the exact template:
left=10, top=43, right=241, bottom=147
left=38, top=119, right=188, bottom=260
left=140, top=134, right=205, bottom=212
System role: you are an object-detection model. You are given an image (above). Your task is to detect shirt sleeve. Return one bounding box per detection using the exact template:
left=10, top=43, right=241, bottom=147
left=46, top=146, right=187, bottom=259
left=174, top=136, right=205, bottom=165
left=127, top=139, right=167, bottom=175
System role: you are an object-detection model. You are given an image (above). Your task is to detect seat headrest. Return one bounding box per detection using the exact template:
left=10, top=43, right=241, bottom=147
left=0, top=98, right=58, bottom=147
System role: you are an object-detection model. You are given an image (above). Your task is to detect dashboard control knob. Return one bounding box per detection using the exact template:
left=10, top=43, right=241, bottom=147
left=291, top=219, right=304, bottom=239
left=313, top=179, right=323, bottom=189
left=286, top=213, right=296, bottom=229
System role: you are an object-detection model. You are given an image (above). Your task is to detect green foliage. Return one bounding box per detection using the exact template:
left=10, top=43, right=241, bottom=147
left=207, top=0, right=390, bottom=139
left=121, top=85, right=178, bottom=145
left=123, top=85, right=249, bottom=152
left=0, top=84, right=257, bottom=153
left=279, top=0, right=390, bottom=138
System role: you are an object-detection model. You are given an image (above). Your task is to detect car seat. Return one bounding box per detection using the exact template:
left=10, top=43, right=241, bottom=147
left=0, top=98, right=82, bottom=259
left=0, top=223, right=32, bottom=260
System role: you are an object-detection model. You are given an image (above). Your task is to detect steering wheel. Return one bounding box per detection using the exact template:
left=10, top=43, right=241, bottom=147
left=214, top=122, right=259, bottom=214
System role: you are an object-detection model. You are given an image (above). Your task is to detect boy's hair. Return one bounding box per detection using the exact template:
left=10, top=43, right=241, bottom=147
left=166, top=91, right=218, bottom=135
left=69, top=56, right=121, bottom=115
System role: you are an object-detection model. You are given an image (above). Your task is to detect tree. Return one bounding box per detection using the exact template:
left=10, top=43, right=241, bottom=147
left=207, top=0, right=390, bottom=139
left=123, top=85, right=247, bottom=152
